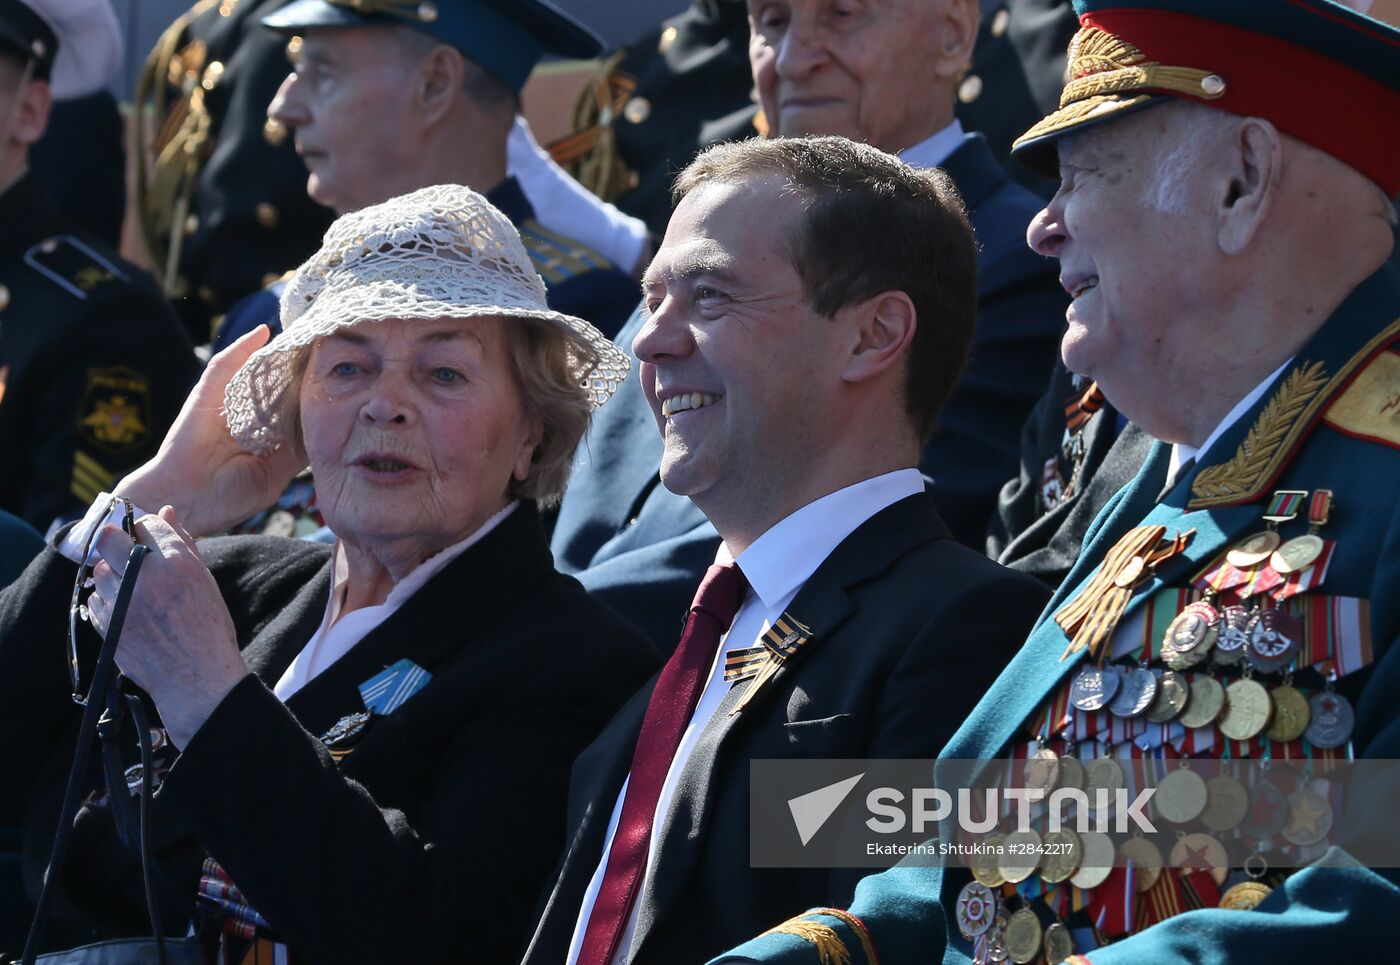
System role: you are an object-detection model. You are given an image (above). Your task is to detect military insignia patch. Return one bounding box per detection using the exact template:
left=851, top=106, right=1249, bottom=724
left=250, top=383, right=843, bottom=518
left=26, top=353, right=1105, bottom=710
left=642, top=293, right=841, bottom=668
left=78, top=366, right=151, bottom=452
left=1323, top=346, right=1400, bottom=449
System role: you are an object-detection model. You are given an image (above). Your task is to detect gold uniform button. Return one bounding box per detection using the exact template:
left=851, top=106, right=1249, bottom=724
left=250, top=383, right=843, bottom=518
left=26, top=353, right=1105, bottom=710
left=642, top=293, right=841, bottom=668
left=990, top=8, right=1010, bottom=37
left=658, top=25, right=678, bottom=54
left=198, top=286, right=217, bottom=305
left=263, top=117, right=288, bottom=146
left=623, top=96, right=651, bottom=124
left=417, top=1, right=438, bottom=21
left=958, top=74, right=983, bottom=104
left=286, top=35, right=303, bottom=57
left=218, top=0, right=236, bottom=15
left=0, top=284, right=10, bottom=312
left=201, top=60, right=225, bottom=91
left=184, top=213, right=199, bottom=234
left=256, top=202, right=279, bottom=229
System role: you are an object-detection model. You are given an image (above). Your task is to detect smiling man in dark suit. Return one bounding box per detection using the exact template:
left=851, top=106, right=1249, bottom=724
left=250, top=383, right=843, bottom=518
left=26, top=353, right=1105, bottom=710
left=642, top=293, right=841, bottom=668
left=549, top=0, right=1065, bottom=651
left=520, top=135, right=1049, bottom=965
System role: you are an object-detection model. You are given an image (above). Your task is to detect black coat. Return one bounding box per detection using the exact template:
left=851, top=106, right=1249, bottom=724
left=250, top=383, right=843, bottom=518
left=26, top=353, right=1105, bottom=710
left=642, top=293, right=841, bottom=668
left=0, top=503, right=658, bottom=963
left=521, top=493, right=1049, bottom=965
left=986, top=359, right=1157, bottom=589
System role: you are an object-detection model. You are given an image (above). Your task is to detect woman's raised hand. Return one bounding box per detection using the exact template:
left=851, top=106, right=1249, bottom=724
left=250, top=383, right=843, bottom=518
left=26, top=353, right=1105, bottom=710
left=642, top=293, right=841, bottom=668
left=114, top=326, right=305, bottom=536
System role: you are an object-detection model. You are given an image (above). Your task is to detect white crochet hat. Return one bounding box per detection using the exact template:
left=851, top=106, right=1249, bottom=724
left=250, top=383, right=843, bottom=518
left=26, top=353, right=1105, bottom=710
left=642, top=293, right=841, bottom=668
left=224, top=183, right=631, bottom=453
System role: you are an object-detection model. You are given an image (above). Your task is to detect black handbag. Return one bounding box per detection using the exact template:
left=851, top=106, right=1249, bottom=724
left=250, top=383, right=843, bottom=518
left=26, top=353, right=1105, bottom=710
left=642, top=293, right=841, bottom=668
left=21, top=543, right=204, bottom=965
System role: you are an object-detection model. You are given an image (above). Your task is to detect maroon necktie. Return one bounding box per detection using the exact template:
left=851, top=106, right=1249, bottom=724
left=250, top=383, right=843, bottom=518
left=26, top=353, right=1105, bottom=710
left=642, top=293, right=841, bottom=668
left=576, top=561, right=748, bottom=965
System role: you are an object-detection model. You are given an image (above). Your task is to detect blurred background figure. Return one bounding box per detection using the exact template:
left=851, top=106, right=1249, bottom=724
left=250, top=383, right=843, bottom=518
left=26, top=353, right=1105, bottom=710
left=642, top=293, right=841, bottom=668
left=0, top=0, right=198, bottom=536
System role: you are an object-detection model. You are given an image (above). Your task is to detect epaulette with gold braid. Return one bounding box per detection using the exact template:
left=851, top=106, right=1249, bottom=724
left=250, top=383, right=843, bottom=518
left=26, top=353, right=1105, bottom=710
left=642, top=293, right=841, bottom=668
left=1190, top=316, right=1400, bottom=508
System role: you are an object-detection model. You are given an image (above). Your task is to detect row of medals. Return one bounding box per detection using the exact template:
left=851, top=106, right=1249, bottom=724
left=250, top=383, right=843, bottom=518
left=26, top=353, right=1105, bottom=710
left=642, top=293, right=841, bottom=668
left=952, top=533, right=1355, bottom=964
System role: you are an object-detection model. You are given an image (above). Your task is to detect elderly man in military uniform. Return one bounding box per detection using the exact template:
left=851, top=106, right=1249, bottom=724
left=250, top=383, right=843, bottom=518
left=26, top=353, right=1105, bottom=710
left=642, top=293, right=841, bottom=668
left=0, top=0, right=198, bottom=535
left=203, top=0, right=641, bottom=352
left=710, top=0, right=1400, bottom=962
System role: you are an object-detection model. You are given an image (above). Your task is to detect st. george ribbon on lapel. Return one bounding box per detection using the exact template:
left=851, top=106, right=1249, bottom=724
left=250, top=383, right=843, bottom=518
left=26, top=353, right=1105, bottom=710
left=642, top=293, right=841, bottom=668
left=723, top=612, right=815, bottom=715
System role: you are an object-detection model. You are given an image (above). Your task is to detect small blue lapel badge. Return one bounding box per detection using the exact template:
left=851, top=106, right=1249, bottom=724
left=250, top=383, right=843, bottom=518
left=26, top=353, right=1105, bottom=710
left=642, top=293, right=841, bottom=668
left=359, top=658, right=432, bottom=716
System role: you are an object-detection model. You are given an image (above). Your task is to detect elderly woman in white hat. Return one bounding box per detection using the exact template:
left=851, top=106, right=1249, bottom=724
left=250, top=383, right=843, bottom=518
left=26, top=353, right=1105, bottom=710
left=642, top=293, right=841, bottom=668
left=0, top=184, right=657, bottom=961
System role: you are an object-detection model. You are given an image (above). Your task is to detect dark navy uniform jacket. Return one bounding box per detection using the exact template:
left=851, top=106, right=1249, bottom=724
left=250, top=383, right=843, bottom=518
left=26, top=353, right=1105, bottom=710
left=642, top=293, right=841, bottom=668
left=0, top=175, right=199, bottom=533
left=550, top=134, right=1064, bottom=651
left=213, top=176, right=640, bottom=352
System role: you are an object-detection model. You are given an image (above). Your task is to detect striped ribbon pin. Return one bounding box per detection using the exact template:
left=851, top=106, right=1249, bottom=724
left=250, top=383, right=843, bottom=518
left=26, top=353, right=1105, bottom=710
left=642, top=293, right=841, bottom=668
left=358, top=658, right=432, bottom=716
left=724, top=613, right=813, bottom=715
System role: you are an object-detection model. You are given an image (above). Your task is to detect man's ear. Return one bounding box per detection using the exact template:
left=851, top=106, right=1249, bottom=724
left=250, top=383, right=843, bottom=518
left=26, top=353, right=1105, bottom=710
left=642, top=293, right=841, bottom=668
left=1218, top=117, right=1282, bottom=255
left=933, top=0, right=980, bottom=80
left=8, top=75, right=50, bottom=146
left=417, top=45, right=464, bottom=126
left=841, top=291, right=917, bottom=385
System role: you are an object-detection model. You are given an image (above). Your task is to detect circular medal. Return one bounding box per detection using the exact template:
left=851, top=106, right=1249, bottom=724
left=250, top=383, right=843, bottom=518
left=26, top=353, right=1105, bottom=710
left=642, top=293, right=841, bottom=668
left=1179, top=676, right=1226, bottom=729
left=1070, top=831, right=1116, bottom=889
left=1170, top=831, right=1230, bottom=886
left=1227, top=530, right=1281, bottom=568
left=971, top=834, right=1007, bottom=887
left=1146, top=669, right=1190, bottom=723
left=1109, top=667, right=1159, bottom=719
left=1024, top=746, right=1061, bottom=795
left=1164, top=637, right=1212, bottom=670
left=1305, top=691, right=1355, bottom=749
left=1040, top=828, right=1082, bottom=884
left=1043, top=922, right=1075, bottom=965
left=1201, top=774, right=1251, bottom=832
left=1215, top=606, right=1253, bottom=664
left=1085, top=757, right=1125, bottom=814
left=1164, top=605, right=1218, bottom=654
left=1218, top=678, right=1274, bottom=741
left=1156, top=766, right=1210, bottom=824
left=1118, top=835, right=1163, bottom=892
left=1242, top=781, right=1290, bottom=839
left=1266, top=685, right=1312, bottom=742
left=1283, top=787, right=1334, bottom=846
left=1113, top=555, right=1147, bottom=588
left=1056, top=754, right=1086, bottom=794
left=1000, top=829, right=1043, bottom=884
left=1246, top=609, right=1301, bottom=672
left=1270, top=533, right=1325, bottom=574
left=1004, top=907, right=1043, bottom=965
left=1069, top=664, right=1122, bottom=712
left=955, top=881, right=999, bottom=939
left=1220, top=880, right=1273, bottom=910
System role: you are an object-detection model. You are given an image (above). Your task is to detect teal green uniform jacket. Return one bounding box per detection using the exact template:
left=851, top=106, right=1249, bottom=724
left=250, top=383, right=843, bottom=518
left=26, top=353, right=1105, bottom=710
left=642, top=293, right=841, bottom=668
left=710, top=264, right=1400, bottom=964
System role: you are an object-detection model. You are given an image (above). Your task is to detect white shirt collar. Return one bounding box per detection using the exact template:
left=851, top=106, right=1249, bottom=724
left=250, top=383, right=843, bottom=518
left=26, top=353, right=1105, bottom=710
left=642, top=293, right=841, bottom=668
left=897, top=120, right=966, bottom=171
left=1168, top=358, right=1293, bottom=488
left=721, top=469, right=925, bottom=612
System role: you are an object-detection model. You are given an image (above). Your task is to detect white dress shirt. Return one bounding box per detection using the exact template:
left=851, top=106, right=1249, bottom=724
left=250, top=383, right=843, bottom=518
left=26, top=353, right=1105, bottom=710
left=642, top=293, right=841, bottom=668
left=1166, top=358, right=1293, bottom=490
left=565, top=469, right=926, bottom=965
left=61, top=493, right=518, bottom=700
left=898, top=119, right=966, bottom=171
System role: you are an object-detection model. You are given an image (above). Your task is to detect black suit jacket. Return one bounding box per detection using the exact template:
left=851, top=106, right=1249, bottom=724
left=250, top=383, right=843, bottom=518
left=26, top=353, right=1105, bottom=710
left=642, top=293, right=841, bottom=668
left=522, top=493, right=1049, bottom=965
left=0, top=504, right=658, bottom=963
